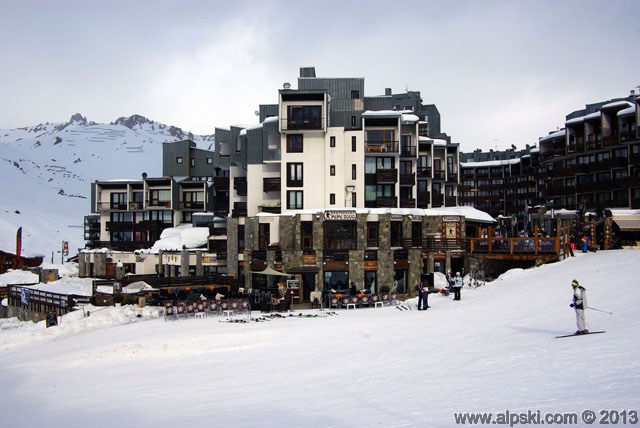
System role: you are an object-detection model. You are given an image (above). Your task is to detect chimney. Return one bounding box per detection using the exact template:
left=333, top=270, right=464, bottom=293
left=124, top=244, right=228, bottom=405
left=385, top=88, right=392, bottom=96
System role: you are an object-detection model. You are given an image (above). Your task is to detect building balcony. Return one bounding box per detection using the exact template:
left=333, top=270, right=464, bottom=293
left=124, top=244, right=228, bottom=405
left=433, top=170, right=445, bottom=180
left=399, top=198, right=416, bottom=208
left=432, top=193, right=444, bottom=207
left=417, top=167, right=432, bottom=178
left=181, top=201, right=205, bottom=210
left=447, top=173, right=458, bottom=183
left=400, top=146, right=417, bottom=157
left=234, top=177, right=247, bottom=196
left=214, top=203, right=229, bottom=216
left=444, top=196, right=457, bottom=207
left=399, top=173, right=415, bottom=186
left=263, top=177, right=281, bottom=193
left=417, top=192, right=430, bottom=208
left=369, top=197, right=397, bottom=208
left=147, top=200, right=172, bottom=209
left=232, top=202, right=247, bottom=218
left=283, top=117, right=324, bottom=131
left=261, top=206, right=282, bottom=214
left=365, top=141, right=398, bottom=153
left=214, top=176, right=230, bottom=191
left=105, top=221, right=132, bottom=232
left=134, top=220, right=166, bottom=232
left=376, top=169, right=398, bottom=184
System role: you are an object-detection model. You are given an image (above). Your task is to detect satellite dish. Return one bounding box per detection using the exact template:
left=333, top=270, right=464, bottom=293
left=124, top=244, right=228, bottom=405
left=142, top=172, right=148, bottom=179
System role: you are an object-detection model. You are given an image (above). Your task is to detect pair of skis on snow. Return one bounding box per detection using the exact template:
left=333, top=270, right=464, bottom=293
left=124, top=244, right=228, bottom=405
left=555, top=331, right=605, bottom=338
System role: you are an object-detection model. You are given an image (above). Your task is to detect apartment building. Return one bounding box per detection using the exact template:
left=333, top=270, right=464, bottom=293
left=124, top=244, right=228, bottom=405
left=540, top=95, right=640, bottom=211
left=81, top=67, right=476, bottom=298
left=458, top=146, right=543, bottom=221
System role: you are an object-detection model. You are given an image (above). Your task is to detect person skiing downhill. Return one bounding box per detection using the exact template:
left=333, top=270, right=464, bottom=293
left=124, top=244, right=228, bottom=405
left=570, top=279, right=588, bottom=334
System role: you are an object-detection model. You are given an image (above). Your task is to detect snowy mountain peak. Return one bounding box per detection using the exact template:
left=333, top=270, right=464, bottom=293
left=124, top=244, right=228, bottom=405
left=1, top=115, right=214, bottom=256
left=69, top=113, right=89, bottom=126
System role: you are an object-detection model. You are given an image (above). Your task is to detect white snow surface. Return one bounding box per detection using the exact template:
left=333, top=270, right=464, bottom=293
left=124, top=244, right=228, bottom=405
left=1, top=249, right=639, bottom=427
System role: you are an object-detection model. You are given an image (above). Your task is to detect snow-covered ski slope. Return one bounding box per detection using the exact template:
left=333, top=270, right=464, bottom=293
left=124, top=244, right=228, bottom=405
left=0, top=249, right=638, bottom=427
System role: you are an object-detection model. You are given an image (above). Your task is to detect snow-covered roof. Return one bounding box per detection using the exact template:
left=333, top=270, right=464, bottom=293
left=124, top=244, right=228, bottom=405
left=461, top=158, right=521, bottom=168
left=418, top=136, right=448, bottom=146
left=539, top=129, right=566, bottom=143
left=617, top=106, right=636, bottom=116
left=601, top=101, right=633, bottom=109
left=149, top=225, right=209, bottom=252
left=401, top=113, right=419, bottom=123
left=565, top=116, right=584, bottom=125
left=362, top=110, right=401, bottom=118
left=258, top=206, right=495, bottom=224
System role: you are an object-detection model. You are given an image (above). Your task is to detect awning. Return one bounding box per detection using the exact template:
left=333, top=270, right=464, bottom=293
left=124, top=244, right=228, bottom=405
left=613, top=215, right=640, bottom=232
left=253, top=267, right=294, bottom=276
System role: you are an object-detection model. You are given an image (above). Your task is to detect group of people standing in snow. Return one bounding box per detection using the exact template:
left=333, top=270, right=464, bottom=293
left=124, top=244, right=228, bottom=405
left=414, top=271, right=464, bottom=310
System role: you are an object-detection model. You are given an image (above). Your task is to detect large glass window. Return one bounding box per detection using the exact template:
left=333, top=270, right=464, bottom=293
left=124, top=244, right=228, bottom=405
left=288, top=106, right=322, bottom=130
left=324, top=271, right=349, bottom=292
left=324, top=221, right=357, bottom=250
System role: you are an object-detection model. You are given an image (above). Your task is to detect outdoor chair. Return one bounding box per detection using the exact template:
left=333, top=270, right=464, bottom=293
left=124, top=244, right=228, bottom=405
left=207, top=300, right=220, bottom=317
left=164, top=301, right=176, bottom=321
left=390, top=292, right=399, bottom=306
left=176, top=301, right=188, bottom=320
left=186, top=301, right=196, bottom=318
left=359, top=294, right=370, bottom=308
left=328, top=295, right=340, bottom=309
left=195, top=300, right=207, bottom=319
left=341, top=296, right=351, bottom=309
left=381, top=293, right=390, bottom=306
left=371, top=294, right=384, bottom=308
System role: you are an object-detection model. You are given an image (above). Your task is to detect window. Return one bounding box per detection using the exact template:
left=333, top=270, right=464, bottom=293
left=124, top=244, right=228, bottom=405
left=352, top=136, right=357, bottom=152
left=324, top=222, right=357, bottom=250
left=131, top=192, right=144, bottom=209
left=288, top=105, right=322, bottom=130
left=287, top=163, right=303, bottom=187
left=330, top=165, right=336, bottom=176
left=287, top=134, right=303, bottom=153
left=207, top=157, right=213, bottom=164
left=330, top=136, right=336, bottom=147
left=351, top=116, right=357, bottom=127
left=390, top=222, right=403, bottom=247
left=287, top=190, right=303, bottom=209
left=259, top=223, right=270, bottom=251
left=301, top=221, right=313, bottom=250
left=149, top=189, right=171, bottom=207
left=367, top=222, right=379, bottom=247
left=352, top=164, right=357, bottom=180
left=237, top=225, right=245, bottom=252
left=351, top=90, right=360, bottom=99
left=351, top=192, right=357, bottom=208
left=330, top=193, right=336, bottom=205
left=177, top=157, right=183, bottom=164
left=412, top=221, right=422, bottom=247
left=110, top=192, right=126, bottom=210
left=190, top=158, right=195, bottom=167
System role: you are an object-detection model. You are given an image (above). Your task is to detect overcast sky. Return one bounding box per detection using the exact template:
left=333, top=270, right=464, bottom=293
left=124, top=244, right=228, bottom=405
left=2, top=0, right=639, bottom=152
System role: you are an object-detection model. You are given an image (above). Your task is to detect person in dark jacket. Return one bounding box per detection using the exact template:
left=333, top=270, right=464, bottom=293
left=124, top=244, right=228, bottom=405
left=415, top=280, right=429, bottom=310
left=570, top=279, right=588, bottom=334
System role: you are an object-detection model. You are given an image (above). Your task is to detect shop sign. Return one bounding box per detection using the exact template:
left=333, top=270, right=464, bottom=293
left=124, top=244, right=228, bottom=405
left=324, top=210, right=357, bottom=221
left=364, top=261, right=378, bottom=271
left=443, top=216, right=461, bottom=222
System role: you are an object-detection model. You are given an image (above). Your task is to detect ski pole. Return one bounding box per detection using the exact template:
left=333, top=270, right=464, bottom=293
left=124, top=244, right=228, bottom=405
left=587, top=306, right=612, bottom=315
